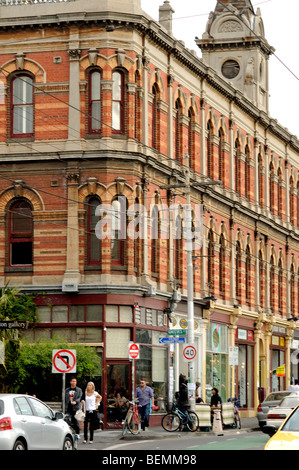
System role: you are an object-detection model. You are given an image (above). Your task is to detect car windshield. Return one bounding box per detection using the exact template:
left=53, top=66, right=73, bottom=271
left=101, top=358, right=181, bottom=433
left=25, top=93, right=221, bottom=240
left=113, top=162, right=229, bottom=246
left=282, top=407, right=299, bottom=432
left=265, top=392, right=290, bottom=402
left=279, top=397, right=299, bottom=408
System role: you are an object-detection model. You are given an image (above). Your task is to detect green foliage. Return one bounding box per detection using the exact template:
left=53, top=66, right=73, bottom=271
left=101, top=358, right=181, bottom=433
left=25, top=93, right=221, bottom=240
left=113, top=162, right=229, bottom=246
left=4, top=336, right=101, bottom=397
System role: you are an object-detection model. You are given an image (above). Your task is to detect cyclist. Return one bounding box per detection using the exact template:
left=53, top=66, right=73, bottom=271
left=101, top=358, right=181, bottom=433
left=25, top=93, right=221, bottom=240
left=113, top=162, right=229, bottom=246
left=176, top=374, right=189, bottom=413
left=135, top=378, right=154, bottom=431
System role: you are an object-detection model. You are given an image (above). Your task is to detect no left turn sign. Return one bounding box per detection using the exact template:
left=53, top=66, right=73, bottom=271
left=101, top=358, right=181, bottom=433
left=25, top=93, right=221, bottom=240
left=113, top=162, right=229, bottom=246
left=52, top=349, right=77, bottom=374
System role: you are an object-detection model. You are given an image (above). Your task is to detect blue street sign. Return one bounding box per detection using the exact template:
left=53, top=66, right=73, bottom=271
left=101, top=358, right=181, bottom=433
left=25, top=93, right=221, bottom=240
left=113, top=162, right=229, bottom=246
left=159, top=337, right=186, bottom=344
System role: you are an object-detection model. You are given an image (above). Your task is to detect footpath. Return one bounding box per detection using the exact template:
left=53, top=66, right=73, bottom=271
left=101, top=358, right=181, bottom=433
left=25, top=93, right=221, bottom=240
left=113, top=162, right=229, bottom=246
left=92, top=417, right=260, bottom=442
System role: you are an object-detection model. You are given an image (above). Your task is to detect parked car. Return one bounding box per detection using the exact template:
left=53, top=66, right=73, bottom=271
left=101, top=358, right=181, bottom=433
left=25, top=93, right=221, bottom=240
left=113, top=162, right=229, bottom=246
left=257, top=391, right=299, bottom=428
left=267, top=396, right=299, bottom=429
left=0, top=394, right=74, bottom=450
left=263, top=404, right=299, bottom=450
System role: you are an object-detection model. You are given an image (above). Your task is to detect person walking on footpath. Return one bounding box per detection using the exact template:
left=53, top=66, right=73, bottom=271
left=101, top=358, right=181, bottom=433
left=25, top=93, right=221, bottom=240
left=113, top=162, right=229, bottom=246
left=64, top=377, right=82, bottom=435
left=135, top=378, right=154, bottom=431
left=82, top=381, right=102, bottom=444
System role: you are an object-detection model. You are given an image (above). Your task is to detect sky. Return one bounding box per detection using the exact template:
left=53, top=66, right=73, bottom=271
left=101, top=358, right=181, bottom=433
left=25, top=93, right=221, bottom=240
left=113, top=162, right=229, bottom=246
left=141, top=0, right=299, bottom=137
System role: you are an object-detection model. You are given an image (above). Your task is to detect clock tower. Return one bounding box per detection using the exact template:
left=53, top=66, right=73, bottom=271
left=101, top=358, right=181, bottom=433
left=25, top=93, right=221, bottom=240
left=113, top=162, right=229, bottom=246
left=196, top=0, right=275, bottom=112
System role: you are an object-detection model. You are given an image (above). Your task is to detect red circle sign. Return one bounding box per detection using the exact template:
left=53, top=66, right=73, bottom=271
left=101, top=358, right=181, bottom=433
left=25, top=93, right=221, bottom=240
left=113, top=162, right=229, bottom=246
left=53, top=349, right=76, bottom=373
left=129, top=343, right=139, bottom=359
left=183, top=345, right=197, bottom=361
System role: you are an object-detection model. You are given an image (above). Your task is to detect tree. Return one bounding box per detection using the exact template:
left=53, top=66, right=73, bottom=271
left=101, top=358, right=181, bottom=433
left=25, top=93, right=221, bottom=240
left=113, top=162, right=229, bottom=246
left=0, top=284, right=38, bottom=391
left=6, top=336, right=101, bottom=400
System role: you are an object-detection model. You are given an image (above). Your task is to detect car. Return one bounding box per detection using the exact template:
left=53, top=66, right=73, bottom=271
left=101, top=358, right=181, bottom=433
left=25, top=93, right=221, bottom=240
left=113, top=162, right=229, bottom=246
left=0, top=394, right=75, bottom=450
left=263, top=404, right=299, bottom=450
left=257, top=390, right=299, bottom=428
left=266, top=396, right=299, bottom=429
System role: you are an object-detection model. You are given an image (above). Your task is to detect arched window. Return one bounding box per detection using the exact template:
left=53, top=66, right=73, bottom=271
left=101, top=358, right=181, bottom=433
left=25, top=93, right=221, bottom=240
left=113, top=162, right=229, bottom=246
left=207, top=120, right=213, bottom=178
left=269, top=255, right=275, bottom=313
left=87, top=197, right=101, bottom=266
left=88, top=69, right=102, bottom=133
left=207, top=229, right=214, bottom=295
left=174, top=213, right=182, bottom=284
left=152, top=83, right=159, bottom=151
left=218, top=128, right=225, bottom=182
left=111, top=195, right=127, bottom=265
left=151, top=204, right=160, bottom=276
left=290, top=264, right=295, bottom=315
left=112, top=70, right=124, bottom=133
left=245, top=245, right=251, bottom=305
left=278, top=258, right=283, bottom=314
left=245, top=144, right=250, bottom=199
left=235, top=241, right=241, bottom=302
left=234, top=138, right=241, bottom=194
left=219, top=234, right=225, bottom=298
left=11, top=74, right=34, bottom=138
left=9, top=200, right=33, bottom=266
left=188, top=107, right=195, bottom=167
left=174, top=98, right=182, bottom=160
left=259, top=250, right=265, bottom=309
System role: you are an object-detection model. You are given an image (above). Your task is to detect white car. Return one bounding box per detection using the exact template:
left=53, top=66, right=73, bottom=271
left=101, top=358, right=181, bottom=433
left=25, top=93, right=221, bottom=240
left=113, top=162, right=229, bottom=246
left=0, top=394, right=74, bottom=450
left=266, top=396, right=299, bottom=429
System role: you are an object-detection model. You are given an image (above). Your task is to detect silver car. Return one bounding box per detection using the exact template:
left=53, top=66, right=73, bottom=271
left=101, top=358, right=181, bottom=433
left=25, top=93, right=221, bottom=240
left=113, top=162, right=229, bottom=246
left=266, top=396, right=299, bottom=429
left=257, top=390, right=299, bottom=428
left=0, top=394, right=74, bottom=450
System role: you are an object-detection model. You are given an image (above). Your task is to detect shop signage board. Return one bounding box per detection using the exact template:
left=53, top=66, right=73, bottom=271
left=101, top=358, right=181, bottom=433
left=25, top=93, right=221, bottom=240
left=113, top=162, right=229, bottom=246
left=52, top=349, right=76, bottom=374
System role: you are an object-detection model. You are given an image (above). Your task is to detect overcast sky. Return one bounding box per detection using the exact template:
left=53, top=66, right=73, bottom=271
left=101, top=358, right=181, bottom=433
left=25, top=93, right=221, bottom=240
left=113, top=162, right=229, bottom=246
left=141, top=0, right=299, bottom=137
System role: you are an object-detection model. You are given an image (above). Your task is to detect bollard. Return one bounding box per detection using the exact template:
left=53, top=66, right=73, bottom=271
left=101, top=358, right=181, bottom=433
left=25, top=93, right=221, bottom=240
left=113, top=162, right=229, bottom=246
left=212, top=408, right=223, bottom=433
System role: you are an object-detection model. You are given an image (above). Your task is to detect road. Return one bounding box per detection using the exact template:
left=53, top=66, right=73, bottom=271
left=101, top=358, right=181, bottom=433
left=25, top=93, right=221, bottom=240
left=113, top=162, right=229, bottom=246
left=77, top=430, right=270, bottom=451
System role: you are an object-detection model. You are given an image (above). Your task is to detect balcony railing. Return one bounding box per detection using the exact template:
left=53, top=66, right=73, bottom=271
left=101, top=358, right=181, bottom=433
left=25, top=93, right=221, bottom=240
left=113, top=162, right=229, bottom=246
left=1, top=0, right=77, bottom=5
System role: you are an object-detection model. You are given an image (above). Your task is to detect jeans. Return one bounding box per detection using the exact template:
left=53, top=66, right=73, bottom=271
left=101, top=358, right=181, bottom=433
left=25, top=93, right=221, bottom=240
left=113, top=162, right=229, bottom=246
left=139, top=403, right=151, bottom=430
left=84, top=411, right=96, bottom=441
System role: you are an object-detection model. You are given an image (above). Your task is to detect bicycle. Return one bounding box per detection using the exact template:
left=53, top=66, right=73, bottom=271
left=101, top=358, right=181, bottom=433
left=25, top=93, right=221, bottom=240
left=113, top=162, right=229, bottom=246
left=228, top=397, right=241, bottom=429
left=122, top=399, right=140, bottom=436
left=161, top=405, right=199, bottom=432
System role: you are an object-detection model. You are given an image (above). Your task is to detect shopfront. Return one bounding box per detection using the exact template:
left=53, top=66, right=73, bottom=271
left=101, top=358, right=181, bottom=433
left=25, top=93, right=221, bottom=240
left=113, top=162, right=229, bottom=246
left=270, top=327, right=287, bottom=391
left=206, top=322, right=229, bottom=403
left=235, top=328, right=255, bottom=409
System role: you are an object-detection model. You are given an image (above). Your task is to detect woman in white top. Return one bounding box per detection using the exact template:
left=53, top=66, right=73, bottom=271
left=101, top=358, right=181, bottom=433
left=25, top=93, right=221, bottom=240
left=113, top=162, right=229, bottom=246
left=82, top=381, right=102, bottom=443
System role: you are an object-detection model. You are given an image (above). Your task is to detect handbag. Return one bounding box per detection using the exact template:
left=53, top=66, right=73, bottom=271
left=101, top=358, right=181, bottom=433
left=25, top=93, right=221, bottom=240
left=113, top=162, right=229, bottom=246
left=75, top=403, right=85, bottom=422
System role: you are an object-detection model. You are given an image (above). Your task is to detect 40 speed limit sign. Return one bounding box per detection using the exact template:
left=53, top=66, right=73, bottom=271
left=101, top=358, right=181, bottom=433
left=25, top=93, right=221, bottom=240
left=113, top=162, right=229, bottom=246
left=183, top=344, right=197, bottom=362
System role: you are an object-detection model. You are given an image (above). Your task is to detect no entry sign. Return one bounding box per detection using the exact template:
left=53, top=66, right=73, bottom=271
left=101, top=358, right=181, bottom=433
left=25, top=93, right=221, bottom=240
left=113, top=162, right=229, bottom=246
left=52, top=349, right=76, bottom=374
left=128, top=342, right=140, bottom=360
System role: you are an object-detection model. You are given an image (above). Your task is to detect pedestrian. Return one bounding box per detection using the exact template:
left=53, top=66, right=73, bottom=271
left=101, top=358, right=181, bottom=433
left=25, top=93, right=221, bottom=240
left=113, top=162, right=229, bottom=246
left=64, top=377, right=83, bottom=435
left=135, top=378, right=154, bottom=431
left=196, top=382, right=203, bottom=404
left=81, top=381, right=102, bottom=444
left=210, top=387, right=222, bottom=408
left=176, top=373, right=189, bottom=412
left=287, top=379, right=299, bottom=391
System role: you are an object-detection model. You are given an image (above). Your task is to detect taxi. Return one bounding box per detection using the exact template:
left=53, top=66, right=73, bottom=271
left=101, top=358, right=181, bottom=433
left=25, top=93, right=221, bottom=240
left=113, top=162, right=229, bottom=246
left=263, top=403, right=299, bottom=450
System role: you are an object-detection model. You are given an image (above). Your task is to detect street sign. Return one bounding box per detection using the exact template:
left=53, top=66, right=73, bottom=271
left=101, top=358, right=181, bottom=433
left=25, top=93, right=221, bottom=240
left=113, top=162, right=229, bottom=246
left=168, top=329, right=187, bottom=336
left=128, top=342, right=140, bottom=360
left=183, top=344, right=197, bottom=362
left=229, top=346, right=239, bottom=366
left=159, top=337, right=186, bottom=344
left=52, top=349, right=76, bottom=374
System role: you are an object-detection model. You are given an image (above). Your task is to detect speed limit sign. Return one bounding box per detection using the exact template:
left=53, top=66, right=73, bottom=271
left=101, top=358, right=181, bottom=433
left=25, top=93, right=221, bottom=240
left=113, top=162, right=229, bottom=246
left=183, top=344, right=197, bottom=362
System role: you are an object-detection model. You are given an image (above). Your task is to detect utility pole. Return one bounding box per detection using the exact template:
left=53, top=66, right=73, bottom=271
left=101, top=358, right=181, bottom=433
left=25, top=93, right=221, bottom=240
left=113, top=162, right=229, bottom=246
left=160, top=154, right=221, bottom=411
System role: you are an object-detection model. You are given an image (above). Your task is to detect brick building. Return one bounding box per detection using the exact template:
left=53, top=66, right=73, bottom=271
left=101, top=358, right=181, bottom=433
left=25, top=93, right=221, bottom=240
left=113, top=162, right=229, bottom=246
left=0, top=0, right=299, bottom=421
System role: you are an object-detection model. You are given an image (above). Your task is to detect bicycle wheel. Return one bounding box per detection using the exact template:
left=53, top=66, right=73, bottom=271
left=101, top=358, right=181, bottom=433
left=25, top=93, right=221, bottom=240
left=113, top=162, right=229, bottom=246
left=161, top=413, right=181, bottom=432
left=122, top=411, right=132, bottom=436
left=234, top=412, right=241, bottom=429
left=128, top=412, right=140, bottom=434
left=186, top=412, right=199, bottom=432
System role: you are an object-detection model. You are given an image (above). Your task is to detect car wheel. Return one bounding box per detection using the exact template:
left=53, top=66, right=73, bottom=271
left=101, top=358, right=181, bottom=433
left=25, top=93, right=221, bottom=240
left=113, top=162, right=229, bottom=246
left=13, top=439, right=26, bottom=450
left=63, top=436, right=74, bottom=450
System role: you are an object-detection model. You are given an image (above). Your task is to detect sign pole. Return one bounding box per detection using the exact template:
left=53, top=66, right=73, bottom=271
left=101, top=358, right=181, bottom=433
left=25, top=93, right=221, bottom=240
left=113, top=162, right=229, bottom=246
left=62, top=373, right=66, bottom=414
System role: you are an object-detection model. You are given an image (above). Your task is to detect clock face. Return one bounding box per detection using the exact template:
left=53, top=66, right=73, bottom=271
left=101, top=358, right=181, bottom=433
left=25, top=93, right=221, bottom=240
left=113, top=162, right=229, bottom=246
left=221, top=59, right=240, bottom=79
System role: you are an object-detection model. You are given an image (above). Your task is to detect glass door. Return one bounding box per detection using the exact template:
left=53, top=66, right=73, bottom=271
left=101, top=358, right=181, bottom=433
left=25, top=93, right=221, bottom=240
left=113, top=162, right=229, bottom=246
left=106, top=363, right=130, bottom=423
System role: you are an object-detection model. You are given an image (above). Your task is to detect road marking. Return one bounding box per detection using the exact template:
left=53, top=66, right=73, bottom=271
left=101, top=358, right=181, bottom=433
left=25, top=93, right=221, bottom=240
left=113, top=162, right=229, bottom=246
left=104, top=440, right=155, bottom=450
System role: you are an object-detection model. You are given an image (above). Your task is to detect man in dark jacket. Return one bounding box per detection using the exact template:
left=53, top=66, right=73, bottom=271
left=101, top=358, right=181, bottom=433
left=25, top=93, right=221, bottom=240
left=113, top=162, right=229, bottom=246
left=64, top=377, right=82, bottom=434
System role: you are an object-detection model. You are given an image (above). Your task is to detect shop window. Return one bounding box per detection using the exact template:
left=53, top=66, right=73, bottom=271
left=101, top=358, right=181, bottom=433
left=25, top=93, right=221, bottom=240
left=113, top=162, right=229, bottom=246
left=11, top=74, right=34, bottom=138
left=52, top=306, right=68, bottom=323
left=111, top=196, right=127, bottom=266
left=9, top=200, right=33, bottom=266
left=106, top=328, right=131, bottom=358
